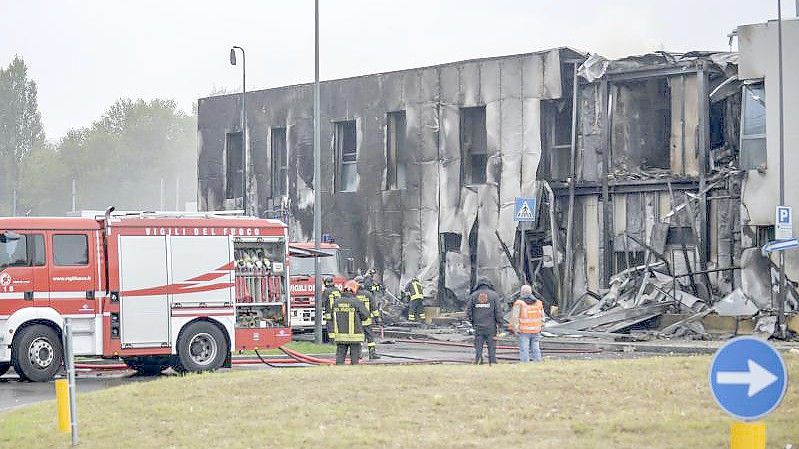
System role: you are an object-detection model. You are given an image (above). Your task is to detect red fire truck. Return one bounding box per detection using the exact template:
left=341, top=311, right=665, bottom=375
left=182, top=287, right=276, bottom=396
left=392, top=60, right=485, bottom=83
left=287, top=242, right=346, bottom=331
left=0, top=209, right=292, bottom=382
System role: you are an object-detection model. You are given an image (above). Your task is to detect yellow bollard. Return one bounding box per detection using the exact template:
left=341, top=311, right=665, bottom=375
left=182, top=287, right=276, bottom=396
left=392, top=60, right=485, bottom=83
left=55, top=379, right=70, bottom=433
left=730, top=421, right=766, bottom=449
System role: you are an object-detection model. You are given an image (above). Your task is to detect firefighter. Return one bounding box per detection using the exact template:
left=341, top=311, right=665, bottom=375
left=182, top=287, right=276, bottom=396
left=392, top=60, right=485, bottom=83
left=363, top=268, right=382, bottom=295
left=354, top=275, right=381, bottom=359
left=331, top=280, right=371, bottom=365
left=321, top=276, right=341, bottom=343
left=405, top=277, right=426, bottom=322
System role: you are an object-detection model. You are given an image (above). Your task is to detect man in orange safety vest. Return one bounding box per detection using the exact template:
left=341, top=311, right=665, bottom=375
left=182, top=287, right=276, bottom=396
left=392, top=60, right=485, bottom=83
left=509, top=284, right=544, bottom=362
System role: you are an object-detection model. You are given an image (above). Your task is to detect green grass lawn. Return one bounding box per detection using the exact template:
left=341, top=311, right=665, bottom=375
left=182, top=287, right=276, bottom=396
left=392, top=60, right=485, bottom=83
left=1, top=354, right=797, bottom=449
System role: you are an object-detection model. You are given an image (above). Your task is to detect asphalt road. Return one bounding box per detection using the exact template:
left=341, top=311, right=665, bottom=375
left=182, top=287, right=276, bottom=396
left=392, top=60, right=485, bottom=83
left=0, top=371, right=152, bottom=412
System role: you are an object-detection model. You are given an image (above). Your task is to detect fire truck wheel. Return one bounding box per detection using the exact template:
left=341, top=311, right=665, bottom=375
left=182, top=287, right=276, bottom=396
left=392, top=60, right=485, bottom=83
left=123, top=356, right=171, bottom=376
left=0, top=362, right=10, bottom=377
left=11, top=324, right=64, bottom=382
left=173, top=322, right=227, bottom=373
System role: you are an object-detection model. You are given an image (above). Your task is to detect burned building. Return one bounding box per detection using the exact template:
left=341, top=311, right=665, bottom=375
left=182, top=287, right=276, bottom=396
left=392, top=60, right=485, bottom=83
left=197, top=47, right=585, bottom=306
left=198, top=19, right=799, bottom=324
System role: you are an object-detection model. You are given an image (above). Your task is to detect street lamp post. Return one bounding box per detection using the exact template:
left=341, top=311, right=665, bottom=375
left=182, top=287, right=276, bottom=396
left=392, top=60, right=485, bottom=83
left=776, top=1, right=787, bottom=338
left=313, top=0, right=323, bottom=344
left=230, top=46, right=248, bottom=215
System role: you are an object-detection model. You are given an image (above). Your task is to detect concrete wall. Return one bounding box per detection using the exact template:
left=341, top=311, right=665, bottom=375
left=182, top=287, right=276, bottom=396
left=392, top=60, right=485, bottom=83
left=197, top=49, right=577, bottom=304
left=737, top=18, right=799, bottom=276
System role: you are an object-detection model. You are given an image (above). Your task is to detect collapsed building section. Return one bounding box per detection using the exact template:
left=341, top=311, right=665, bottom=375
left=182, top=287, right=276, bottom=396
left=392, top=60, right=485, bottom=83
left=197, top=18, right=799, bottom=337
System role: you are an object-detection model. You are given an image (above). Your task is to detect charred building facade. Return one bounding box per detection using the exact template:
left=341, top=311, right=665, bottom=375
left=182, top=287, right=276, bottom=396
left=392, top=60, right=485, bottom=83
left=198, top=19, right=799, bottom=321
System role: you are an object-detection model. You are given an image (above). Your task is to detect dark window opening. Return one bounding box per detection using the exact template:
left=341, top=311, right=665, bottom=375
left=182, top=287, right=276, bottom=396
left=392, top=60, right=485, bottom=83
left=614, top=251, right=645, bottom=272
left=611, top=78, right=671, bottom=170
left=710, top=102, right=725, bottom=150
left=335, top=121, right=358, bottom=192
left=740, top=83, right=766, bottom=170
left=544, top=98, right=574, bottom=180
left=667, top=227, right=698, bottom=245
left=460, top=106, right=487, bottom=185
left=53, top=234, right=89, bottom=266
left=755, top=225, right=774, bottom=248
left=225, top=132, right=244, bottom=200
left=441, top=232, right=462, bottom=253
left=271, top=128, right=288, bottom=197
left=386, top=111, right=407, bottom=190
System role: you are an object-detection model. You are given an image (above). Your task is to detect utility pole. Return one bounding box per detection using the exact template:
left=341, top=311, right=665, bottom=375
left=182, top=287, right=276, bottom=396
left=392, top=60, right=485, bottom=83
left=175, top=176, right=181, bottom=211
left=71, top=179, right=77, bottom=212
left=313, top=0, right=323, bottom=344
left=160, top=178, right=166, bottom=211
left=776, top=0, right=788, bottom=338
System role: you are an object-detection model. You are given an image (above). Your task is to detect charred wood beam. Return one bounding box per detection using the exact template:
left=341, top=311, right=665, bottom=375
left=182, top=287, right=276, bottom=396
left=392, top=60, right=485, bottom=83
left=495, top=230, right=523, bottom=283
left=551, top=180, right=700, bottom=196
left=564, top=63, right=580, bottom=309
left=600, top=79, right=614, bottom=287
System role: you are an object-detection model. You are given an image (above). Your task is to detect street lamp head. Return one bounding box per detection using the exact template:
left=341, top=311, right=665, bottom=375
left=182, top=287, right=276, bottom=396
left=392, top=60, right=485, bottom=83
left=229, top=48, right=237, bottom=65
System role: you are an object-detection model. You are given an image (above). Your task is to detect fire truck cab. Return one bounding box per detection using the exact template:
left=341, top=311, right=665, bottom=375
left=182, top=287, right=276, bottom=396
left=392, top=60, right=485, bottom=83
left=0, top=210, right=292, bottom=382
left=288, top=242, right=346, bottom=330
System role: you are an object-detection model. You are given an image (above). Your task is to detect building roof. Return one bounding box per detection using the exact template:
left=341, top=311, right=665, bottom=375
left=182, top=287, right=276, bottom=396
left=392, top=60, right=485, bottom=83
left=199, top=46, right=587, bottom=102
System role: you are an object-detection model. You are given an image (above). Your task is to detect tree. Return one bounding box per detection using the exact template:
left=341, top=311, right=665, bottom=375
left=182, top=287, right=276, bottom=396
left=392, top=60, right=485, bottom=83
left=19, top=99, right=197, bottom=215
left=0, top=56, right=45, bottom=214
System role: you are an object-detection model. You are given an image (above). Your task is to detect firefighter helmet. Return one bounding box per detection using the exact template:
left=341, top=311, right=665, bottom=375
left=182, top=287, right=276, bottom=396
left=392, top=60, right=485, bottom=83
left=343, top=280, right=360, bottom=294
left=354, top=275, right=364, bottom=285
left=323, top=276, right=334, bottom=286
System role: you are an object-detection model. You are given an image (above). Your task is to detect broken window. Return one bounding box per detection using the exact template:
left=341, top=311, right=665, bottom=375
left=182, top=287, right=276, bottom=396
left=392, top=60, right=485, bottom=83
left=225, top=132, right=243, bottom=200
left=271, top=127, right=288, bottom=197
left=335, top=120, right=358, bottom=192
left=740, top=83, right=766, bottom=170
left=460, top=106, right=487, bottom=185
left=386, top=111, right=407, bottom=190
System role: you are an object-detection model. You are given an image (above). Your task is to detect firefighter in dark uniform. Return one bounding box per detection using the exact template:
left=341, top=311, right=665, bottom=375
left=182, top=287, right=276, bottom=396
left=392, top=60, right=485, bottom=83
left=321, top=276, right=341, bottom=343
left=405, top=277, right=426, bottom=322
left=331, top=280, right=370, bottom=365
left=363, top=268, right=382, bottom=296
left=354, top=275, right=381, bottom=359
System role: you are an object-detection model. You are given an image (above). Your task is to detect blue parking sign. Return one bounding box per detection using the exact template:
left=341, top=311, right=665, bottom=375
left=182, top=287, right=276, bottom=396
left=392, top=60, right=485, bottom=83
left=709, top=337, right=788, bottom=421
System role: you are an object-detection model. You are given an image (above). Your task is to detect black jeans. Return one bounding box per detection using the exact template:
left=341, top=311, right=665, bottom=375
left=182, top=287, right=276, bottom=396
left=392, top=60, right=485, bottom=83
left=335, top=343, right=362, bottom=365
left=474, top=333, right=497, bottom=364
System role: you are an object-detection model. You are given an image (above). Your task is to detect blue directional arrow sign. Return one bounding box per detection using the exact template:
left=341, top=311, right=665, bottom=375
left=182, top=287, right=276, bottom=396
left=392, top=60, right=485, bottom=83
left=762, top=238, right=799, bottom=254
left=709, top=336, right=788, bottom=421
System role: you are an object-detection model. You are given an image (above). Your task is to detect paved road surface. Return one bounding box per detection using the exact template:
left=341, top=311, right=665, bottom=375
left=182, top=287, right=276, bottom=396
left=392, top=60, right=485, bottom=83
left=0, top=371, right=152, bottom=412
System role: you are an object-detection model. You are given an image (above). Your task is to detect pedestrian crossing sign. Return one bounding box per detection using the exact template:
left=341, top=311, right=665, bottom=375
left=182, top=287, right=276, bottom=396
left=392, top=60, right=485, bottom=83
left=514, top=197, right=536, bottom=222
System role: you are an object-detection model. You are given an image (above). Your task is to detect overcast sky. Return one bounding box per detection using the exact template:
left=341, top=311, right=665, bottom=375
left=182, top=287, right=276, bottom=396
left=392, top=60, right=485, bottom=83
left=1, top=0, right=792, bottom=141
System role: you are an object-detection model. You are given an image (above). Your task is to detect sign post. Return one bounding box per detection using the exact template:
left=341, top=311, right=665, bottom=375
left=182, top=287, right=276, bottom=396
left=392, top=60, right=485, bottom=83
left=62, top=318, right=79, bottom=446
left=514, top=198, right=536, bottom=283
left=709, top=337, right=788, bottom=449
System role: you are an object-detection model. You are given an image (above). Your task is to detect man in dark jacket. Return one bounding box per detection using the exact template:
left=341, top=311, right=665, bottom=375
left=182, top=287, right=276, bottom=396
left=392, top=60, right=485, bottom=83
left=331, top=280, right=371, bottom=365
left=466, top=278, right=504, bottom=365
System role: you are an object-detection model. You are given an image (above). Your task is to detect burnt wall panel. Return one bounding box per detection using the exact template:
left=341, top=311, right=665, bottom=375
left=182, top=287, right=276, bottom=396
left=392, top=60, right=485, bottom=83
left=198, top=50, right=568, bottom=301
